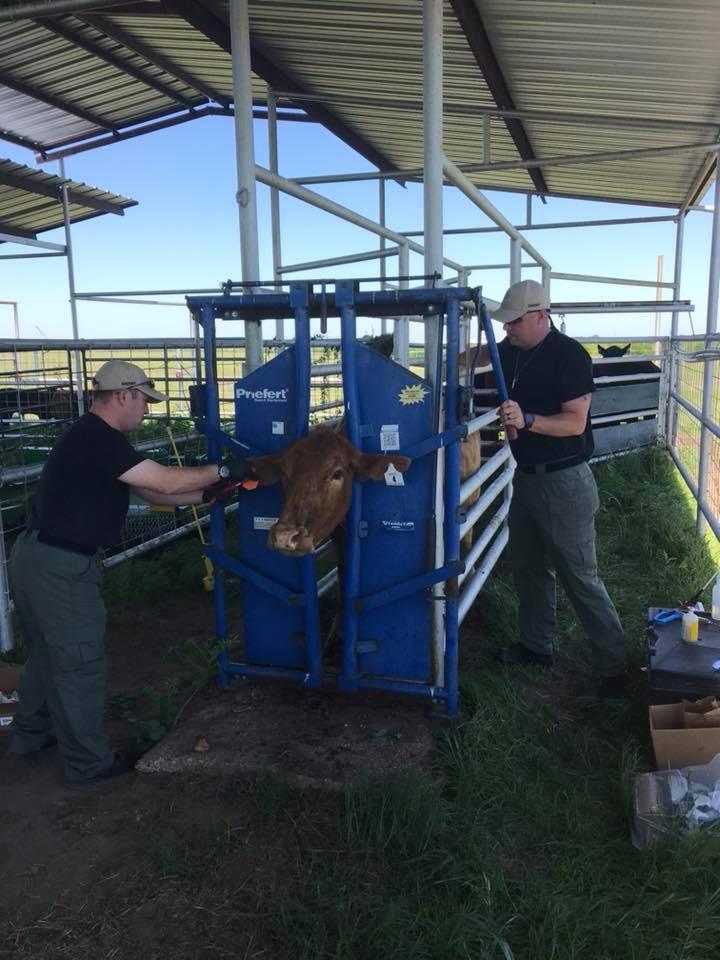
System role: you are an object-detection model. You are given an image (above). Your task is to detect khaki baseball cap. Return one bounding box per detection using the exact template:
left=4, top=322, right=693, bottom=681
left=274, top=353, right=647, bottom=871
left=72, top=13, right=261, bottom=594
left=491, top=279, right=551, bottom=325
left=92, top=359, right=168, bottom=403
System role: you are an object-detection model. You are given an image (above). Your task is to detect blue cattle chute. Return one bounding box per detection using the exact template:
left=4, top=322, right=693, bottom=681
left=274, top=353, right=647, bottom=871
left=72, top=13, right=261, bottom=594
left=350, top=344, right=434, bottom=682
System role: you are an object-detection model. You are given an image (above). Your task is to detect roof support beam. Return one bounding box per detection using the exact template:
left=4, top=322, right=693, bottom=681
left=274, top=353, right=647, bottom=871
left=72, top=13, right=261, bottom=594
left=0, top=68, right=112, bottom=131
left=36, top=14, right=200, bottom=109
left=0, top=169, right=126, bottom=215
left=0, top=222, right=38, bottom=240
left=165, top=0, right=401, bottom=175
left=0, top=0, right=132, bottom=21
left=79, top=11, right=232, bottom=107
left=682, top=153, right=718, bottom=210
left=448, top=0, right=549, bottom=196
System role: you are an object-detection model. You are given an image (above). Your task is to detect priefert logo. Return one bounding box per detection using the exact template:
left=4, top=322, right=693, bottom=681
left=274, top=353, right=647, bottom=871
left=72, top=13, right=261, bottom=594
left=236, top=386, right=289, bottom=402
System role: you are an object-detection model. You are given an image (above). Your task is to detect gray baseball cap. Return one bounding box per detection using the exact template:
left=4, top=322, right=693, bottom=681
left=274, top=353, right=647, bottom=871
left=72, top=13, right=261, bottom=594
left=92, top=360, right=168, bottom=403
left=491, top=279, right=551, bottom=325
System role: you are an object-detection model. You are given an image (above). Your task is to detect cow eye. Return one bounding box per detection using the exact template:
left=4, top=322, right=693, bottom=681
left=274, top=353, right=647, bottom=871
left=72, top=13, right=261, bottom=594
left=330, top=469, right=344, bottom=481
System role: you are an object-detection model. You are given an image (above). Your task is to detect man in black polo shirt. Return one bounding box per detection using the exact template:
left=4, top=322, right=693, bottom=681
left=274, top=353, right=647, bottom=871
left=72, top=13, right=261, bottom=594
left=9, top=359, right=250, bottom=788
left=491, top=280, right=625, bottom=697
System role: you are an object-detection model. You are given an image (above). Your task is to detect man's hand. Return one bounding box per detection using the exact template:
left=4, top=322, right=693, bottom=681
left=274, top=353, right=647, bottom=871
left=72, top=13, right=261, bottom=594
left=218, top=458, right=255, bottom=482
left=500, top=400, right=524, bottom=431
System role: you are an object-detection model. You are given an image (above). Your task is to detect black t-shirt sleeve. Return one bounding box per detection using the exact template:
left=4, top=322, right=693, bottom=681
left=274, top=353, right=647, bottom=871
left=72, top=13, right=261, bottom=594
left=94, top=428, right=145, bottom=481
left=556, top=341, right=594, bottom=403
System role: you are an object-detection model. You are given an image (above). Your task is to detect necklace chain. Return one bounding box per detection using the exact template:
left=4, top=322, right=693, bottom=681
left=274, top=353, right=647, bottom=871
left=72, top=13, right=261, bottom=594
left=511, top=336, right=548, bottom=391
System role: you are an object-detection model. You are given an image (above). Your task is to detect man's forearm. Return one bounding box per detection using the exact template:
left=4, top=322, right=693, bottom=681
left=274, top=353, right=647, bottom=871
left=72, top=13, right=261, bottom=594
left=134, top=487, right=207, bottom=506
left=527, top=412, right=586, bottom=438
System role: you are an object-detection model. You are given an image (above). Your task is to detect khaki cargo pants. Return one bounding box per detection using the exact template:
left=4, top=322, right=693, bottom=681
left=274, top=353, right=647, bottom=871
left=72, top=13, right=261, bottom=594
left=508, top=461, right=625, bottom=677
left=9, top=530, right=115, bottom=785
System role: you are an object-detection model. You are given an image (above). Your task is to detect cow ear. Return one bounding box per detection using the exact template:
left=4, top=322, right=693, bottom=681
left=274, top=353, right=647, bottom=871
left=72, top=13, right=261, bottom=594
left=247, top=454, right=283, bottom=486
left=353, top=453, right=411, bottom=482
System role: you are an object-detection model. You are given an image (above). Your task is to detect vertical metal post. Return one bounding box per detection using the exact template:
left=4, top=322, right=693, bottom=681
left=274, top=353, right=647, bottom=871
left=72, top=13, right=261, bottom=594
left=443, top=294, right=461, bottom=715
left=229, top=0, right=263, bottom=371
left=542, top=264, right=551, bottom=295
left=290, top=283, right=321, bottom=687
left=379, top=179, right=388, bottom=332
left=510, top=237, right=522, bottom=284
left=697, top=166, right=720, bottom=533
left=12, top=302, right=19, bottom=338
left=423, top=0, right=445, bottom=688
left=394, top=242, right=410, bottom=367
left=0, top=506, right=14, bottom=653
left=525, top=193, right=532, bottom=226
left=200, top=304, right=228, bottom=681
left=267, top=84, right=284, bottom=342
left=481, top=115, right=490, bottom=164
left=59, top=158, right=86, bottom=415
left=668, top=213, right=685, bottom=450
left=336, top=281, right=361, bottom=692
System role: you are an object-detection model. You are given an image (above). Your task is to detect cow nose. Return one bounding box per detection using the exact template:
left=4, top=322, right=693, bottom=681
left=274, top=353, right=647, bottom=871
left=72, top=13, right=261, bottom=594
left=269, top=523, right=314, bottom=555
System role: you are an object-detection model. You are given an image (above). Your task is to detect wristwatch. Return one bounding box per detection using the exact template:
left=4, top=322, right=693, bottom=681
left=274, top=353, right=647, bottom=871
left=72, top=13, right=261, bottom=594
left=217, top=463, right=231, bottom=480
left=521, top=413, right=535, bottom=431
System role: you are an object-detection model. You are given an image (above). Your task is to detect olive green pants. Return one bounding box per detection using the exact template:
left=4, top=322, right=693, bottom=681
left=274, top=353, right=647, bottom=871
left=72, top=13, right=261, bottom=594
left=508, top=461, right=625, bottom=677
left=9, top=530, right=114, bottom=785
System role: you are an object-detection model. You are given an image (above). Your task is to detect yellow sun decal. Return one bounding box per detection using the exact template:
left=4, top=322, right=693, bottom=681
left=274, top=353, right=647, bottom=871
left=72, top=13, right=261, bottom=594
left=399, top=384, right=429, bottom=406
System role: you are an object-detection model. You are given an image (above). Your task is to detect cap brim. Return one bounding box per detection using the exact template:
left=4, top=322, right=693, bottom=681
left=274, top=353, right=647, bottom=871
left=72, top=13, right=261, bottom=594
left=490, top=305, right=524, bottom=325
left=137, top=385, right=168, bottom=403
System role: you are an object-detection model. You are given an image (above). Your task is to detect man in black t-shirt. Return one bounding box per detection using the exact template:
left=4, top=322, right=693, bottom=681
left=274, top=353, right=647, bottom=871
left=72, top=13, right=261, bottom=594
left=490, top=280, right=625, bottom=697
left=8, top=359, right=251, bottom=789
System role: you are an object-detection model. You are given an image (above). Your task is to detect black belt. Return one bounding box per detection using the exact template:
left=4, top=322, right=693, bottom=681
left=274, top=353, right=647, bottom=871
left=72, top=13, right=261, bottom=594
left=36, top=531, right=98, bottom=556
left=516, top=455, right=587, bottom=476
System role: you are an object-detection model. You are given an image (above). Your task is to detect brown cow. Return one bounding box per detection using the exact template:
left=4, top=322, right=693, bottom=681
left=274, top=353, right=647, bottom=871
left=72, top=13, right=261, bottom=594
left=247, top=424, right=411, bottom=556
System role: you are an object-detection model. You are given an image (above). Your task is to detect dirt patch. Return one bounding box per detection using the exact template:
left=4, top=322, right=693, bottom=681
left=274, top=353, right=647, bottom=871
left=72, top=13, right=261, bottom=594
left=137, top=680, right=435, bottom=787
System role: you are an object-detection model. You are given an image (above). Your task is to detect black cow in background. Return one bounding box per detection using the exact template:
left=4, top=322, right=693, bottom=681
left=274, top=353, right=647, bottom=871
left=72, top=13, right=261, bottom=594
left=0, top=387, right=81, bottom=423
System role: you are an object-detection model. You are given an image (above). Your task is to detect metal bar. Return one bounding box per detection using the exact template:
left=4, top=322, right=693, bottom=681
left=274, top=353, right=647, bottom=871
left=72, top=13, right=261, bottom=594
left=667, top=446, right=720, bottom=541
left=460, top=443, right=511, bottom=503
left=229, top=0, right=262, bottom=372
left=458, top=499, right=510, bottom=588
left=255, top=165, right=464, bottom=271
left=443, top=294, right=461, bottom=715
left=395, top=243, right=410, bottom=367
left=552, top=271, right=675, bottom=289
left=458, top=527, right=510, bottom=625
left=379, top=178, right=387, bottom=333
left=279, top=246, right=398, bottom=275
left=443, top=156, right=550, bottom=268
left=292, top=286, right=322, bottom=687
left=465, top=407, right=503, bottom=436
left=337, top=281, right=361, bottom=692
left=449, top=0, right=548, bottom=194
left=482, top=115, right=490, bottom=163
left=459, top=464, right=515, bottom=540
left=267, top=85, right=284, bottom=343
left=0, top=0, right=129, bottom=20
left=356, top=563, right=461, bottom=614
left=0, top=506, right=14, bottom=653
left=696, top=168, right=720, bottom=533
left=591, top=409, right=658, bottom=426
left=59, top=159, right=86, bottom=416
left=670, top=390, right=720, bottom=442
left=400, top=214, right=681, bottom=237
left=37, top=106, right=233, bottom=163
left=510, top=237, right=522, bottom=283
left=552, top=301, right=693, bottom=315
left=356, top=678, right=446, bottom=701
left=0, top=233, right=65, bottom=251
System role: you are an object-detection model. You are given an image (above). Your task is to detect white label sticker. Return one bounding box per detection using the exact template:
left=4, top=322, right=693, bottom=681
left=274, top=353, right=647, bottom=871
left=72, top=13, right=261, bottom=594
left=253, top=516, right=278, bottom=530
left=384, top=464, right=405, bottom=487
left=271, top=421, right=285, bottom=435
left=381, top=520, right=414, bottom=532
left=380, top=423, right=400, bottom=452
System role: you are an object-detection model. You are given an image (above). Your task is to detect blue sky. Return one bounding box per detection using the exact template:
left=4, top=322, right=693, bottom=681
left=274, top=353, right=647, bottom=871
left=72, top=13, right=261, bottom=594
left=1, top=113, right=715, bottom=343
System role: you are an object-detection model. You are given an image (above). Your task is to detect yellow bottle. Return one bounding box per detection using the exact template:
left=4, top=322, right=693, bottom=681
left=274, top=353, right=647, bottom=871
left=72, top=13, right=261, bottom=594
left=681, top=609, right=699, bottom=643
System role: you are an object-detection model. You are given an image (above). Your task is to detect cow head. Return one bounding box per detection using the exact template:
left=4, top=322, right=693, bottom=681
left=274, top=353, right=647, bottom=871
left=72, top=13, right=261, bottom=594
left=248, top=425, right=411, bottom=556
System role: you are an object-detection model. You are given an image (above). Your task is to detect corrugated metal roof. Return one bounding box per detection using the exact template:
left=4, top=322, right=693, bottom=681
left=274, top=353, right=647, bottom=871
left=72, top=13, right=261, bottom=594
left=0, top=0, right=718, bottom=206
left=0, top=157, right=137, bottom=239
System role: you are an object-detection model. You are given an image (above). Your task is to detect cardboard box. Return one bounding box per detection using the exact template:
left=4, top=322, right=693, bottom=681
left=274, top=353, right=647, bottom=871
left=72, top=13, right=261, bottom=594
left=0, top=665, right=21, bottom=728
left=650, top=702, right=720, bottom=769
